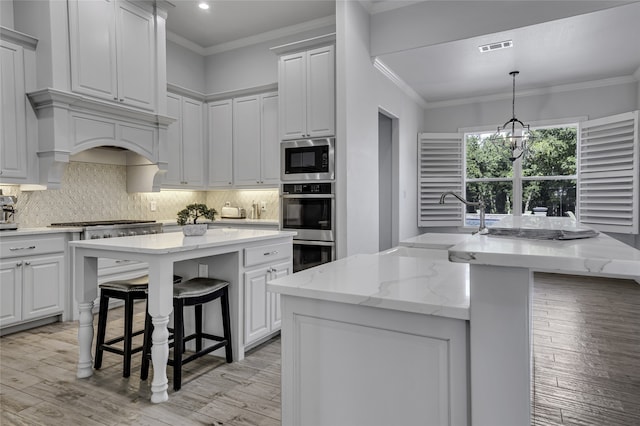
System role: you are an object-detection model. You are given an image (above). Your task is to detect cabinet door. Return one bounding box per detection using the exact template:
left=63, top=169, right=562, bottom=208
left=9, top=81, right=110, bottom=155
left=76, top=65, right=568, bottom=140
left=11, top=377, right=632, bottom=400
left=0, top=260, right=22, bottom=327
left=180, top=98, right=205, bottom=186
left=0, top=40, right=28, bottom=180
left=244, top=267, right=270, bottom=345
left=260, top=92, right=280, bottom=185
left=269, top=261, right=291, bottom=330
left=306, top=45, right=335, bottom=138
left=279, top=52, right=307, bottom=140
left=233, top=95, right=262, bottom=186
left=208, top=99, right=234, bottom=188
left=164, top=93, right=183, bottom=186
left=68, top=0, right=118, bottom=102
left=22, top=255, right=64, bottom=321
left=116, top=0, right=155, bottom=110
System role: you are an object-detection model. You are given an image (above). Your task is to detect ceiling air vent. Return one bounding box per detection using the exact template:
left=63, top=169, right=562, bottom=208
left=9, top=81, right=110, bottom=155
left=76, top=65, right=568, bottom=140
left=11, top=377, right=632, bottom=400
left=478, top=40, right=513, bottom=53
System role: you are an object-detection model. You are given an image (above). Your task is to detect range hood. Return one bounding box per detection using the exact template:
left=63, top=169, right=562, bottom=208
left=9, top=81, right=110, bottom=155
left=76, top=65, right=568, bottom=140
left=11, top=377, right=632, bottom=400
left=27, top=88, right=175, bottom=192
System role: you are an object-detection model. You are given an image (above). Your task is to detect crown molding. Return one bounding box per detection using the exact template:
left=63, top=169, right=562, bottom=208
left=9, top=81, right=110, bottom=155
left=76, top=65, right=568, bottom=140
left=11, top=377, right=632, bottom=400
left=372, top=57, right=428, bottom=109
left=368, top=0, right=425, bottom=15
left=424, top=75, right=639, bottom=110
left=166, top=31, right=207, bottom=56
left=270, top=33, right=336, bottom=56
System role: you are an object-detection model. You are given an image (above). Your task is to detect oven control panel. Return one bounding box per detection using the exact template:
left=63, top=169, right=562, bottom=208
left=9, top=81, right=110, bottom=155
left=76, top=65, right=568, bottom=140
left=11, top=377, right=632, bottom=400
left=282, top=183, right=333, bottom=195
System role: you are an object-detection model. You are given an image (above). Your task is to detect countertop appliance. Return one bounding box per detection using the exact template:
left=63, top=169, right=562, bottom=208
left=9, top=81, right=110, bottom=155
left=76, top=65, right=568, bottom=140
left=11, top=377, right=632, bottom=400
left=220, top=206, right=246, bottom=219
left=49, top=220, right=162, bottom=239
left=281, top=138, right=335, bottom=181
left=0, top=194, right=18, bottom=230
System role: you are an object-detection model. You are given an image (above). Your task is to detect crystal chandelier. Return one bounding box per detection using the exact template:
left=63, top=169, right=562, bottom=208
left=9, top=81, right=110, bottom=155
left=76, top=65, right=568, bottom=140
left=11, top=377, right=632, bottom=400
left=490, top=71, right=535, bottom=162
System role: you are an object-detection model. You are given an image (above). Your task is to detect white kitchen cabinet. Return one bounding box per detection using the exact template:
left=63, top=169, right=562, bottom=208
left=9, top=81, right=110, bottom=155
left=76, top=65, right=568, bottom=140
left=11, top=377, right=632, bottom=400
left=243, top=242, right=292, bottom=346
left=208, top=99, right=234, bottom=188
left=278, top=45, right=335, bottom=141
left=233, top=92, right=280, bottom=187
left=0, top=30, right=38, bottom=183
left=164, top=93, right=205, bottom=188
left=0, top=235, right=66, bottom=330
left=68, top=0, right=155, bottom=111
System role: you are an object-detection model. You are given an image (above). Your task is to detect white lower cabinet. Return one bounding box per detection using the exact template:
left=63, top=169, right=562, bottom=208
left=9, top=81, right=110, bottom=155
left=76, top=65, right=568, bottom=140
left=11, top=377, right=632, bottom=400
left=0, top=235, right=67, bottom=330
left=243, top=242, right=292, bottom=346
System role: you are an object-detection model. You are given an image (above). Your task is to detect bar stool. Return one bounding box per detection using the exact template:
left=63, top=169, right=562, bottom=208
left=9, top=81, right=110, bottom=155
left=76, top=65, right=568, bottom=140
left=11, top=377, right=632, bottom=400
left=94, top=274, right=182, bottom=377
left=141, top=277, right=233, bottom=391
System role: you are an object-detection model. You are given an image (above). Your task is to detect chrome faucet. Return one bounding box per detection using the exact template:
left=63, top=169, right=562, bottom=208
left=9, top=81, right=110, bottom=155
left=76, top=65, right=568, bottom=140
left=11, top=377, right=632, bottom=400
left=439, top=192, right=488, bottom=234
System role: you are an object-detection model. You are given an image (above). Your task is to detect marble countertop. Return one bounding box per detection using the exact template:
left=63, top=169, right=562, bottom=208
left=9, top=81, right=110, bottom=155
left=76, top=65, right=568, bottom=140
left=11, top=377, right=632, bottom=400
left=449, top=217, right=640, bottom=280
left=400, top=232, right=471, bottom=249
left=0, top=226, right=83, bottom=236
left=268, top=249, right=470, bottom=320
left=70, top=228, right=296, bottom=254
left=160, top=218, right=279, bottom=227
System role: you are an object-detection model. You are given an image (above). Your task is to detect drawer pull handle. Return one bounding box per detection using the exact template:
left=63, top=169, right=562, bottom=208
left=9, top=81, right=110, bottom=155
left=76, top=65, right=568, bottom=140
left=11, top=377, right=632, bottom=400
left=9, top=246, right=36, bottom=251
left=115, top=260, right=131, bottom=264
left=263, top=250, right=278, bottom=256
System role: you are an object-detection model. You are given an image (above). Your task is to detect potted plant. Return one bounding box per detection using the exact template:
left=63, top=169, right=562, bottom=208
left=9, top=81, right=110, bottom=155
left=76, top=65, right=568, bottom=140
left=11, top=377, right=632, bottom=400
left=177, top=203, right=217, bottom=236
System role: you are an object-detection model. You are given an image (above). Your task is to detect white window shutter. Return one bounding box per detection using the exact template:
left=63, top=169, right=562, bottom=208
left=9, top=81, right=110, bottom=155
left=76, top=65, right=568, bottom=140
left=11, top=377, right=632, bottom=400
left=418, top=132, right=464, bottom=227
left=578, top=111, right=639, bottom=234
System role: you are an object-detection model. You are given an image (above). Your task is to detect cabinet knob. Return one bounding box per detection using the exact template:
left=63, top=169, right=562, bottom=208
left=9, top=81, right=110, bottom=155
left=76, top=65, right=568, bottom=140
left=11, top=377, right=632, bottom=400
left=113, top=97, right=118, bottom=100
left=119, top=98, right=124, bottom=102
left=16, top=261, right=22, bottom=267
left=25, top=261, right=31, bottom=266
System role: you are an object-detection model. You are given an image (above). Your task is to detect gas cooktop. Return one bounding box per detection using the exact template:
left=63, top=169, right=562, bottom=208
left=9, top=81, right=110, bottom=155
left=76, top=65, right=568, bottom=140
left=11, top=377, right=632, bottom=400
left=50, top=220, right=156, bottom=227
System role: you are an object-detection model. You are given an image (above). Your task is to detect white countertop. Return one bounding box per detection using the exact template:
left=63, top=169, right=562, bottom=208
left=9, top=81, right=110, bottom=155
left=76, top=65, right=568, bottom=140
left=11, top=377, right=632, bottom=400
left=0, top=226, right=83, bottom=236
left=268, top=249, right=470, bottom=320
left=449, top=216, right=640, bottom=279
left=400, top=232, right=471, bottom=249
left=160, top=218, right=279, bottom=227
left=69, top=228, right=296, bottom=254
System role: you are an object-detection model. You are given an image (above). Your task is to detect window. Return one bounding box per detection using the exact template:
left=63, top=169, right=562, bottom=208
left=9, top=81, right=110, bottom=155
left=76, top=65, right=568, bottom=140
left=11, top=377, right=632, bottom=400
left=464, top=125, right=577, bottom=225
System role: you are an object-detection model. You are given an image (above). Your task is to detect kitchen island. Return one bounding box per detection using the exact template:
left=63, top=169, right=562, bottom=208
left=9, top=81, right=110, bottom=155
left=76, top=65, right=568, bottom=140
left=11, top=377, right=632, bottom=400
left=70, top=228, right=295, bottom=403
left=268, top=217, right=640, bottom=426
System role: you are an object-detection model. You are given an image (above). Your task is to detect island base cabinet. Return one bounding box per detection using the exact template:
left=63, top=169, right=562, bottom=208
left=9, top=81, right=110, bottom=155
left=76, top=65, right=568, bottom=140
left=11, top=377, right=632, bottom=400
left=280, top=296, right=469, bottom=426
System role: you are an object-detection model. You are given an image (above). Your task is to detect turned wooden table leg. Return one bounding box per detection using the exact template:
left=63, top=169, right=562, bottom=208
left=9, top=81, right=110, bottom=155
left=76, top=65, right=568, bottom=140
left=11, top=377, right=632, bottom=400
left=76, top=301, right=95, bottom=378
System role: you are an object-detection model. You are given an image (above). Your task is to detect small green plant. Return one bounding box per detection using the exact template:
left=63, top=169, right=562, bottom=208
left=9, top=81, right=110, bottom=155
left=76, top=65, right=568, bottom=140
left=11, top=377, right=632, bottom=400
left=177, top=203, right=217, bottom=226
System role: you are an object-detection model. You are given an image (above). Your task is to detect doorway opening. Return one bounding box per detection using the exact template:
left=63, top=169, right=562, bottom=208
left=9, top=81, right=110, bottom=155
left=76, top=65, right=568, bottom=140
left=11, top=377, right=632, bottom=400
left=378, top=111, right=397, bottom=251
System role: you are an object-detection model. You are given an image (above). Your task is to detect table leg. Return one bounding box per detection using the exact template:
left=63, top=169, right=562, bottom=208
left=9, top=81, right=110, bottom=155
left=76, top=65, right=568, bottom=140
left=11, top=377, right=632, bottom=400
left=470, top=264, right=533, bottom=426
left=147, top=262, right=174, bottom=403
left=77, top=301, right=95, bottom=378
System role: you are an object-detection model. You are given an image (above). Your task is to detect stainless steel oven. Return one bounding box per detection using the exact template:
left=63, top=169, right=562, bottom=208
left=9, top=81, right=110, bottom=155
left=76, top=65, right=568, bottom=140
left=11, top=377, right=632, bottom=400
left=281, top=138, right=335, bottom=181
left=293, top=240, right=335, bottom=273
left=280, top=183, right=334, bottom=242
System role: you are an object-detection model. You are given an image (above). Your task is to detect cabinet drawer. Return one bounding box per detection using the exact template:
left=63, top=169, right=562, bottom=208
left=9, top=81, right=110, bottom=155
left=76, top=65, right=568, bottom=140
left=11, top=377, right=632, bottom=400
left=0, top=236, right=66, bottom=258
left=244, top=242, right=292, bottom=267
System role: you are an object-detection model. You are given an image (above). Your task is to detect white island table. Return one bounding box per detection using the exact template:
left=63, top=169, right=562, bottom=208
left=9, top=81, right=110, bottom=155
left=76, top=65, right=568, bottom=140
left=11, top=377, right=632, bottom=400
left=70, top=228, right=295, bottom=403
left=448, top=216, right=640, bottom=426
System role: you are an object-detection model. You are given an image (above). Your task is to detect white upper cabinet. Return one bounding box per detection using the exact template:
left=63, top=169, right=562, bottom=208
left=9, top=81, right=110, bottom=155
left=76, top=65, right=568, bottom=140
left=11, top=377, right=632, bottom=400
left=68, top=0, right=155, bottom=111
left=164, top=93, right=205, bottom=188
left=279, top=44, right=335, bottom=140
left=208, top=99, right=234, bottom=188
left=0, top=30, right=38, bottom=184
left=232, top=92, right=280, bottom=187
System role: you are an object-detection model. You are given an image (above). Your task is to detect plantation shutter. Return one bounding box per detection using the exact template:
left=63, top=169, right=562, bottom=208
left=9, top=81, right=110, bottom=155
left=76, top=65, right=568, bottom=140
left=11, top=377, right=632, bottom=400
left=418, top=132, right=464, bottom=227
left=578, top=111, right=639, bottom=234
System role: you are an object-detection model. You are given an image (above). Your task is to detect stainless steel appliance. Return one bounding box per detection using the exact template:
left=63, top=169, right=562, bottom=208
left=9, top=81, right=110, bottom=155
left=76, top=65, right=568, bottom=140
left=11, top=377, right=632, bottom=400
left=292, top=240, right=335, bottom=273
left=281, top=183, right=334, bottom=241
left=0, top=193, right=17, bottom=230
left=49, top=220, right=162, bottom=239
left=281, top=183, right=335, bottom=272
left=281, top=138, right=335, bottom=181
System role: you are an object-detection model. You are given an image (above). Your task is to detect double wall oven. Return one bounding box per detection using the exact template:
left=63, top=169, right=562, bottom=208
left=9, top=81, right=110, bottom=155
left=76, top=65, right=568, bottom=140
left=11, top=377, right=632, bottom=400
left=281, top=138, right=336, bottom=272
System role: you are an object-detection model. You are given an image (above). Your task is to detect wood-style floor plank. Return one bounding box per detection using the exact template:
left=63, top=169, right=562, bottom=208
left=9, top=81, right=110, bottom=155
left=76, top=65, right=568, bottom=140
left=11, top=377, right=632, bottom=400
left=1, top=272, right=639, bottom=425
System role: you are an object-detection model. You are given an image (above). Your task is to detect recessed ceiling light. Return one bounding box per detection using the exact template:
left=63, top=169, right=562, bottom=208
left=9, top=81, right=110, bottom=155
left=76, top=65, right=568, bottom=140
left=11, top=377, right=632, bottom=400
left=478, top=40, right=513, bottom=53
left=198, top=2, right=209, bottom=10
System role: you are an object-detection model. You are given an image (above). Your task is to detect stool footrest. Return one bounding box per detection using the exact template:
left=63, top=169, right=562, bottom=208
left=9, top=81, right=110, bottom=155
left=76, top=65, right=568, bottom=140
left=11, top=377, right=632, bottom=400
left=168, top=339, right=229, bottom=366
left=103, top=328, right=145, bottom=346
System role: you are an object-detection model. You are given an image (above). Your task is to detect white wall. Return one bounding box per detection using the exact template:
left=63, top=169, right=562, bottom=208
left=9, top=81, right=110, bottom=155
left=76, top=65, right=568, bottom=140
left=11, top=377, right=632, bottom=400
left=1, top=0, right=14, bottom=28
left=336, top=0, right=424, bottom=258
left=166, top=40, right=206, bottom=93
left=424, top=80, right=639, bottom=132
left=203, top=25, right=334, bottom=94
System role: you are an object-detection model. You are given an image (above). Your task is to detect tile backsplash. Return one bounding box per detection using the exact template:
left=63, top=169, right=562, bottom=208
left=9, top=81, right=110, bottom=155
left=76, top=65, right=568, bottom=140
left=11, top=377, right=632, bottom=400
left=1, top=162, right=279, bottom=228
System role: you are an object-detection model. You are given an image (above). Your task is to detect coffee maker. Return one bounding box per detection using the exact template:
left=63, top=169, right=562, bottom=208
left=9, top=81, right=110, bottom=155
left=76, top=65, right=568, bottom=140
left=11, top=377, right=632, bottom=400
left=0, top=190, right=18, bottom=230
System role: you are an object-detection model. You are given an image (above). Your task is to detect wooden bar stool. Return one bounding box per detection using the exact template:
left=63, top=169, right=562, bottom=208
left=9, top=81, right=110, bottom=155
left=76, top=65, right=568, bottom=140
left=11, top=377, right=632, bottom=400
left=94, top=274, right=182, bottom=377
left=141, top=277, right=233, bottom=391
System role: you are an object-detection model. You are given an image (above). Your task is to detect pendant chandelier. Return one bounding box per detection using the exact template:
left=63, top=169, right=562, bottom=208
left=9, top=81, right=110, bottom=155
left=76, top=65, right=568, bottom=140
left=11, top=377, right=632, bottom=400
left=490, top=71, right=535, bottom=162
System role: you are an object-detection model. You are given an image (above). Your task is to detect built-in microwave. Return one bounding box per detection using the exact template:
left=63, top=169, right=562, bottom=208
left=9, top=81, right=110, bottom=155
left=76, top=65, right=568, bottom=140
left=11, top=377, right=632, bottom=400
left=281, top=138, right=335, bottom=181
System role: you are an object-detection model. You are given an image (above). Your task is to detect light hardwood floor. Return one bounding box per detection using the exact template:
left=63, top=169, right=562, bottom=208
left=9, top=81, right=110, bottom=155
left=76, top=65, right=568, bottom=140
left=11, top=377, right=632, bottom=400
left=1, top=273, right=639, bottom=425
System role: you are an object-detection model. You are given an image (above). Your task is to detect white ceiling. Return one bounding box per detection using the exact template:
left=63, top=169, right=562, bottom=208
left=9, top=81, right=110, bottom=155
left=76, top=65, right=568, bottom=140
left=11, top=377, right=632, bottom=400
left=165, top=1, right=640, bottom=105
